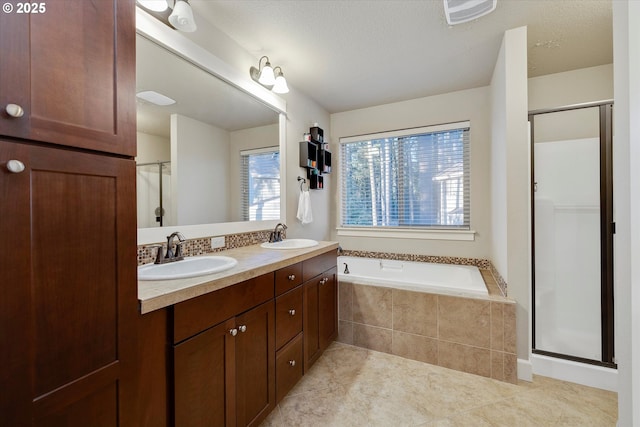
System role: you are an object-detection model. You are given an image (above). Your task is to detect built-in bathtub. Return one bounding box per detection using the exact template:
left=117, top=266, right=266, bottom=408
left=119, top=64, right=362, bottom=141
left=337, top=255, right=517, bottom=383
left=338, top=256, right=488, bottom=298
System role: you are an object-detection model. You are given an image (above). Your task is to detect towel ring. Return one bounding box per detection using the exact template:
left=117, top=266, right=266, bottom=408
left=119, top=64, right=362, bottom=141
left=297, top=176, right=308, bottom=191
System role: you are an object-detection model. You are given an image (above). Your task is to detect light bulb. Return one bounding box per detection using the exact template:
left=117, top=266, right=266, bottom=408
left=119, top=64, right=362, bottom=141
left=272, top=74, right=289, bottom=94
left=169, top=0, right=197, bottom=32
left=258, top=62, right=276, bottom=86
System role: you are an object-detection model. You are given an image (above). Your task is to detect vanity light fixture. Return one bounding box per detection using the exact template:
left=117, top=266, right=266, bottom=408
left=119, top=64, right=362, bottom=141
left=250, top=56, right=289, bottom=94
left=272, top=67, right=290, bottom=94
left=137, top=0, right=197, bottom=33
left=169, top=0, right=197, bottom=32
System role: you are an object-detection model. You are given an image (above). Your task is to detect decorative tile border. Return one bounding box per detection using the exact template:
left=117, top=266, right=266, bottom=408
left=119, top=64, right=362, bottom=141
left=488, top=262, right=508, bottom=297
left=340, top=250, right=508, bottom=297
left=137, top=229, right=274, bottom=266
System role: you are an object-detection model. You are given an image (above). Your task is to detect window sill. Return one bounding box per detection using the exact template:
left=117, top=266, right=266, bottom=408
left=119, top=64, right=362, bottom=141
left=336, top=227, right=476, bottom=241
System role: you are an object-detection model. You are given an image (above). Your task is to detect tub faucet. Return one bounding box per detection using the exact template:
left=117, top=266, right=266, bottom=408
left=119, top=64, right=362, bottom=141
left=269, top=223, right=287, bottom=243
left=343, top=263, right=350, bottom=274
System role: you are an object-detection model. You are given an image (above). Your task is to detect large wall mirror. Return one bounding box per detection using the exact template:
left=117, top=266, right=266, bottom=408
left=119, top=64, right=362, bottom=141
left=136, top=8, right=287, bottom=244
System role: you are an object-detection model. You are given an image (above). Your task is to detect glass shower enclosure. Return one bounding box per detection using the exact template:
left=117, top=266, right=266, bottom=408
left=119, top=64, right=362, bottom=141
left=136, top=161, right=172, bottom=228
left=530, top=102, right=614, bottom=366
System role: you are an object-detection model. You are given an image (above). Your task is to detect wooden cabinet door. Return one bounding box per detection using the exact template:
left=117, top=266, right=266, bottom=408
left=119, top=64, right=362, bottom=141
left=319, top=268, right=338, bottom=350
left=303, top=278, right=321, bottom=372
left=0, top=0, right=135, bottom=156
left=303, top=267, right=338, bottom=372
left=174, top=318, right=237, bottom=427
left=235, top=301, right=276, bottom=427
left=0, top=140, right=137, bottom=426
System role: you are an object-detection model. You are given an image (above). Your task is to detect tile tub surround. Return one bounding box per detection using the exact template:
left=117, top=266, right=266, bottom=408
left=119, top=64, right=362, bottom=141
left=137, top=229, right=273, bottom=266
left=260, top=342, right=618, bottom=427
left=341, top=250, right=508, bottom=296
left=337, top=278, right=517, bottom=384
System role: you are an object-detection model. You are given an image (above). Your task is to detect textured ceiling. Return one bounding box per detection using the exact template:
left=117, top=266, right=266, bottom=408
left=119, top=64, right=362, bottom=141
left=189, top=0, right=612, bottom=113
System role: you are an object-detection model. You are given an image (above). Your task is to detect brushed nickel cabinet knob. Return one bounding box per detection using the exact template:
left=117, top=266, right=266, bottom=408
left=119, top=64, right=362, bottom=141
left=5, top=104, right=24, bottom=118
left=6, top=160, right=25, bottom=173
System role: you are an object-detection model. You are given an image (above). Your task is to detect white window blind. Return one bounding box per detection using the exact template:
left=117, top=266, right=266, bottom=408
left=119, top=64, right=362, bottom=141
left=240, top=147, right=280, bottom=221
left=340, top=122, right=470, bottom=229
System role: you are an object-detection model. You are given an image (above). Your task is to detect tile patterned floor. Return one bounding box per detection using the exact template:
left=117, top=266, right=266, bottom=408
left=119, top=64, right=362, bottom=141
left=261, top=342, right=618, bottom=427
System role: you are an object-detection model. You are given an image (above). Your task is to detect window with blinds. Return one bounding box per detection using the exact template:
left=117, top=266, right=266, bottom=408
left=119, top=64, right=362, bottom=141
left=340, top=122, right=470, bottom=229
left=240, top=147, right=280, bottom=221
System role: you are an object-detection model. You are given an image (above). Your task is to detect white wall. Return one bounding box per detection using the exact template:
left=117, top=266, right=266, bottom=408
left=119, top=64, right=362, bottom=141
left=490, top=27, right=530, bottom=361
left=612, top=2, right=640, bottom=425
left=229, top=123, right=279, bottom=221
left=171, top=113, right=230, bottom=225
left=329, top=86, right=492, bottom=259
left=490, top=37, right=508, bottom=286
left=285, top=88, right=332, bottom=241
left=136, top=132, right=170, bottom=163
left=528, top=64, right=613, bottom=111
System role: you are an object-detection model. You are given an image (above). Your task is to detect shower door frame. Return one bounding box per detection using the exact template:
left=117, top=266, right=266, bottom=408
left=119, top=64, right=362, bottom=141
left=529, top=100, right=615, bottom=368
left=136, top=160, right=171, bottom=227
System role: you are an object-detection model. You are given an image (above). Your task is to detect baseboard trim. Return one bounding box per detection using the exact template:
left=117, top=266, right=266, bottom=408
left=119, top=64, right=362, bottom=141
left=531, top=353, right=617, bottom=391
left=517, top=358, right=533, bottom=381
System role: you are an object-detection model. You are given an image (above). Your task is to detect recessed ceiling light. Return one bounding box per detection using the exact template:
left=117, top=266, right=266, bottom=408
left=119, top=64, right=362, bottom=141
left=136, top=90, right=176, bottom=106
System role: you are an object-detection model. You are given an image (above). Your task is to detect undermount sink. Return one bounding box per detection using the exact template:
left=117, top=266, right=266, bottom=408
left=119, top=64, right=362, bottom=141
left=260, top=238, right=319, bottom=250
left=138, top=256, right=238, bottom=281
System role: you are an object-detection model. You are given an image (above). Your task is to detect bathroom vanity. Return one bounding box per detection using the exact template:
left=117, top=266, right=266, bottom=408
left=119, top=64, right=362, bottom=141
left=137, top=242, right=339, bottom=427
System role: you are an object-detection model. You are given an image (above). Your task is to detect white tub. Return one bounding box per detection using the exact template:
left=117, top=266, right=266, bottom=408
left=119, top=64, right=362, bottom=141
left=337, top=256, right=488, bottom=297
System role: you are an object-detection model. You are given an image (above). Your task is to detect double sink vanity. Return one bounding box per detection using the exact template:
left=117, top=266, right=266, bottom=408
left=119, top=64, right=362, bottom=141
left=137, top=238, right=339, bottom=427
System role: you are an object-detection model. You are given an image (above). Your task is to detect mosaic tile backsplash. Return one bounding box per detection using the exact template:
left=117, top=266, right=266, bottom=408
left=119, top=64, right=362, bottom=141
left=136, top=229, right=274, bottom=266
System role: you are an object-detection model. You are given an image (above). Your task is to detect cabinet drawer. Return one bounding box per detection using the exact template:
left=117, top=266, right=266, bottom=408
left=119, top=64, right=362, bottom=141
left=275, top=286, right=303, bottom=349
left=275, top=263, right=302, bottom=296
left=275, top=333, right=303, bottom=403
left=302, top=251, right=337, bottom=282
left=173, top=273, right=274, bottom=343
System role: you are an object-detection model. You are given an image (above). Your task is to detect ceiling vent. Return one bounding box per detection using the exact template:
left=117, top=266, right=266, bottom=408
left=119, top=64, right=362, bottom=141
left=443, top=0, right=497, bottom=25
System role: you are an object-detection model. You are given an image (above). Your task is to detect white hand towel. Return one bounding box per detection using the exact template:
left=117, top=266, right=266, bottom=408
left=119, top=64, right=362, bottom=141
left=296, top=190, right=313, bottom=224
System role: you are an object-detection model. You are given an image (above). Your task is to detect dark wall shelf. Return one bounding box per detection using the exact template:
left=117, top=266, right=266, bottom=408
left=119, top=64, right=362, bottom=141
left=299, top=125, right=330, bottom=189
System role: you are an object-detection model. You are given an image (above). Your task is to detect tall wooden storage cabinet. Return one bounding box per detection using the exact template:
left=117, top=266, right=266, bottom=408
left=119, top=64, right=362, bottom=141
left=0, top=1, right=137, bottom=425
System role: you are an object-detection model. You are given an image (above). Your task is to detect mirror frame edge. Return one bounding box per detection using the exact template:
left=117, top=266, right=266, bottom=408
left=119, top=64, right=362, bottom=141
left=135, top=7, right=287, bottom=245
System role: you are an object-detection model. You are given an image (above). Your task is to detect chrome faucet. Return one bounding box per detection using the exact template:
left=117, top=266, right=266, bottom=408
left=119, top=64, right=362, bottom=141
left=155, top=231, right=186, bottom=264
left=269, top=223, right=287, bottom=243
